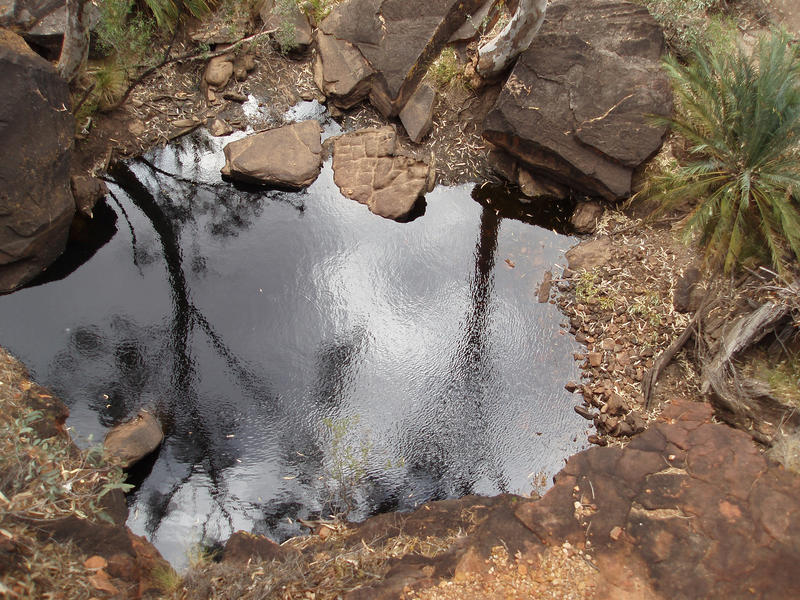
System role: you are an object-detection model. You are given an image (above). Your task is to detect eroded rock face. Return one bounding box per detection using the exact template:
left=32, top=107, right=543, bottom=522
left=399, top=83, right=436, bottom=143
left=0, top=29, right=75, bottom=294
left=316, top=0, right=484, bottom=116
left=103, top=409, right=164, bottom=469
left=221, top=120, right=322, bottom=188
left=483, top=0, right=672, bottom=200
left=331, top=126, right=434, bottom=221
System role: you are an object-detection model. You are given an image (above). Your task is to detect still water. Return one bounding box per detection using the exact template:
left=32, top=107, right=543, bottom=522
left=0, top=128, right=588, bottom=567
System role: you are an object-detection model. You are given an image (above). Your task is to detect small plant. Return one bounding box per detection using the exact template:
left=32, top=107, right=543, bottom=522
left=300, top=0, right=340, bottom=24
left=574, top=269, right=615, bottom=309
left=640, top=30, right=800, bottom=275
left=636, top=0, right=730, bottom=56
left=321, top=415, right=372, bottom=515
left=273, top=0, right=298, bottom=54
left=427, top=47, right=462, bottom=89
left=629, top=290, right=664, bottom=327
left=142, top=0, right=213, bottom=30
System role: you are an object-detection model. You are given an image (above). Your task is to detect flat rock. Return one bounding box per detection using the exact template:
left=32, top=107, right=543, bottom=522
left=483, top=0, right=672, bottom=200
left=399, top=83, right=436, bottom=143
left=331, top=126, right=433, bottom=221
left=570, top=201, right=605, bottom=234
left=565, top=236, right=612, bottom=271
left=0, top=29, right=75, bottom=293
left=103, top=409, right=164, bottom=469
left=221, top=120, right=322, bottom=189
left=317, top=0, right=484, bottom=116
left=207, top=117, right=233, bottom=137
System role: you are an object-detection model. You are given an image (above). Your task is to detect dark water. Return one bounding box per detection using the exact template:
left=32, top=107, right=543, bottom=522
left=0, top=128, right=588, bottom=568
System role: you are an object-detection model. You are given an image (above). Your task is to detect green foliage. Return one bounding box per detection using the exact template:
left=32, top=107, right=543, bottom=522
left=299, top=0, right=339, bottom=25
left=0, top=407, right=132, bottom=525
left=96, top=0, right=155, bottom=70
left=636, top=0, right=732, bottom=56
left=273, top=0, right=298, bottom=54
left=428, top=47, right=462, bottom=89
left=322, top=416, right=371, bottom=515
left=142, top=0, right=213, bottom=30
left=575, top=270, right=615, bottom=310
left=642, top=31, right=800, bottom=275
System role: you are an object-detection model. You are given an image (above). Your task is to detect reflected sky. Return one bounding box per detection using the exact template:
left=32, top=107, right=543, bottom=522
left=0, top=129, right=589, bottom=568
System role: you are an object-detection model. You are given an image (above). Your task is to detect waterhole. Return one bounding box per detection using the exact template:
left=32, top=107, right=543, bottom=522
left=0, top=126, right=588, bottom=567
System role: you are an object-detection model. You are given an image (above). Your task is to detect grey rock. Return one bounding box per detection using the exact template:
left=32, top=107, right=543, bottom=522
left=570, top=201, right=605, bottom=234
left=399, top=83, right=436, bottom=143
left=0, top=30, right=74, bottom=293
left=483, top=0, right=671, bottom=200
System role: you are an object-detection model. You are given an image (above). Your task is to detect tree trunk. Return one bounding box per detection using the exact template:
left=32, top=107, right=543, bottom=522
left=57, top=0, right=90, bottom=83
left=476, top=0, right=546, bottom=78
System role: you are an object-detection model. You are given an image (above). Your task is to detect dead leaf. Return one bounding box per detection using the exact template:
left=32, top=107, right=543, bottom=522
left=89, top=570, right=118, bottom=595
left=84, top=555, right=108, bottom=570
left=505, top=259, right=516, bottom=268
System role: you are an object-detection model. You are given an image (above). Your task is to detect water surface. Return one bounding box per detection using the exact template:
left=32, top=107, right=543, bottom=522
left=0, top=129, right=588, bottom=567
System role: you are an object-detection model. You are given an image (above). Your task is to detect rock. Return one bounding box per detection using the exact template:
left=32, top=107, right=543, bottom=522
left=603, top=393, right=629, bottom=416
left=313, top=30, right=375, bottom=110
left=537, top=269, right=552, bottom=303
left=223, top=531, right=294, bottom=563
left=260, top=0, right=313, bottom=48
left=205, top=55, right=234, bottom=89
left=565, top=381, right=579, bottom=393
left=565, top=236, right=612, bottom=271
left=70, top=175, right=107, bottom=218
left=221, top=120, right=322, bottom=189
left=449, top=0, right=495, bottom=42
left=331, top=126, right=433, bottom=221
left=399, top=83, right=436, bottom=143
left=317, top=0, right=484, bottom=116
left=103, top=409, right=164, bottom=469
left=207, top=118, right=233, bottom=137
left=574, top=405, right=595, bottom=420
left=20, top=1, right=101, bottom=60
left=222, top=90, right=248, bottom=103
left=0, top=29, right=75, bottom=293
left=518, top=168, right=569, bottom=199
left=588, top=352, right=603, bottom=367
left=570, top=201, right=605, bottom=234
left=483, top=0, right=672, bottom=200
left=673, top=266, right=703, bottom=313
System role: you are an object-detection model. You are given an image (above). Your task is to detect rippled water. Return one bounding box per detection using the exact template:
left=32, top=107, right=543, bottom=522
left=0, top=127, right=588, bottom=567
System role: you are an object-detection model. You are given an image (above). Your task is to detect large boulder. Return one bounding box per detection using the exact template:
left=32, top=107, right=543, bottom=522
left=221, top=120, right=323, bottom=189
left=315, top=0, right=484, bottom=116
left=483, top=0, right=672, bottom=200
left=0, top=29, right=75, bottom=294
left=331, top=126, right=434, bottom=221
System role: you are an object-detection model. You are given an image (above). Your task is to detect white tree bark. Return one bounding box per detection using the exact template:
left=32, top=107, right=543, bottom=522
left=57, top=0, right=90, bottom=82
left=476, top=0, right=546, bottom=78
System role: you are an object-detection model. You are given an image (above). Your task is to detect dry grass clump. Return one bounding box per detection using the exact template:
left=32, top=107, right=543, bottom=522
left=406, top=544, right=598, bottom=600
left=175, top=524, right=467, bottom=599
left=0, top=348, right=131, bottom=598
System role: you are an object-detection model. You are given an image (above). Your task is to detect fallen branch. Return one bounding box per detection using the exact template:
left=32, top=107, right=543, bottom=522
left=113, top=28, right=276, bottom=110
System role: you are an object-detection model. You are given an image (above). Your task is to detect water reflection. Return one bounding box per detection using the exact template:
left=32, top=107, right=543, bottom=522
left=0, top=131, right=588, bottom=567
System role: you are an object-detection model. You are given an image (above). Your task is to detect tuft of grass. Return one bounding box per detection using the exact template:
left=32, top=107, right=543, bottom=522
left=638, top=30, right=800, bottom=275
left=299, top=0, right=341, bottom=25
left=427, top=47, right=464, bottom=90
left=635, top=0, right=732, bottom=57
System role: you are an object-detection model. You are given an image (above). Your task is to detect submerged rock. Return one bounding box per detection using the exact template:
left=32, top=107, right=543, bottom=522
left=221, top=120, right=323, bottom=189
left=331, top=126, right=434, bottom=221
left=483, top=0, right=672, bottom=200
left=0, top=29, right=75, bottom=293
left=103, top=409, right=164, bottom=469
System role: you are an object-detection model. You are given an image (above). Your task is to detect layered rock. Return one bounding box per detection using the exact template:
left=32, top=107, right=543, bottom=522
left=221, top=120, right=323, bottom=188
left=483, top=0, right=672, bottom=200
left=0, top=29, right=75, bottom=293
left=331, top=126, right=434, bottom=221
left=314, top=0, right=484, bottom=116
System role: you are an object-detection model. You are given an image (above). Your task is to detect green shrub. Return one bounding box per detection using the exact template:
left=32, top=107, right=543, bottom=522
left=636, top=0, right=731, bottom=57
left=642, top=30, right=800, bottom=275
left=142, top=0, right=213, bottom=30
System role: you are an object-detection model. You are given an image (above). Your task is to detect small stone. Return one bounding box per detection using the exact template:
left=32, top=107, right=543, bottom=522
left=574, top=405, right=595, bottom=420
left=588, top=434, right=607, bottom=446
left=609, top=526, right=623, bottom=541
left=588, top=352, right=603, bottom=367
left=565, top=381, right=579, bottom=393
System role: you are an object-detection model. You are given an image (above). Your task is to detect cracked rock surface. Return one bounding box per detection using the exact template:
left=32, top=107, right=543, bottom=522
left=484, top=0, right=672, bottom=200
left=331, top=126, right=433, bottom=221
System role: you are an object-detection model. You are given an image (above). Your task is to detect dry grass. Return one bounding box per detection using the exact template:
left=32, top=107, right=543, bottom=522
left=0, top=348, right=132, bottom=599
left=175, top=523, right=467, bottom=599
